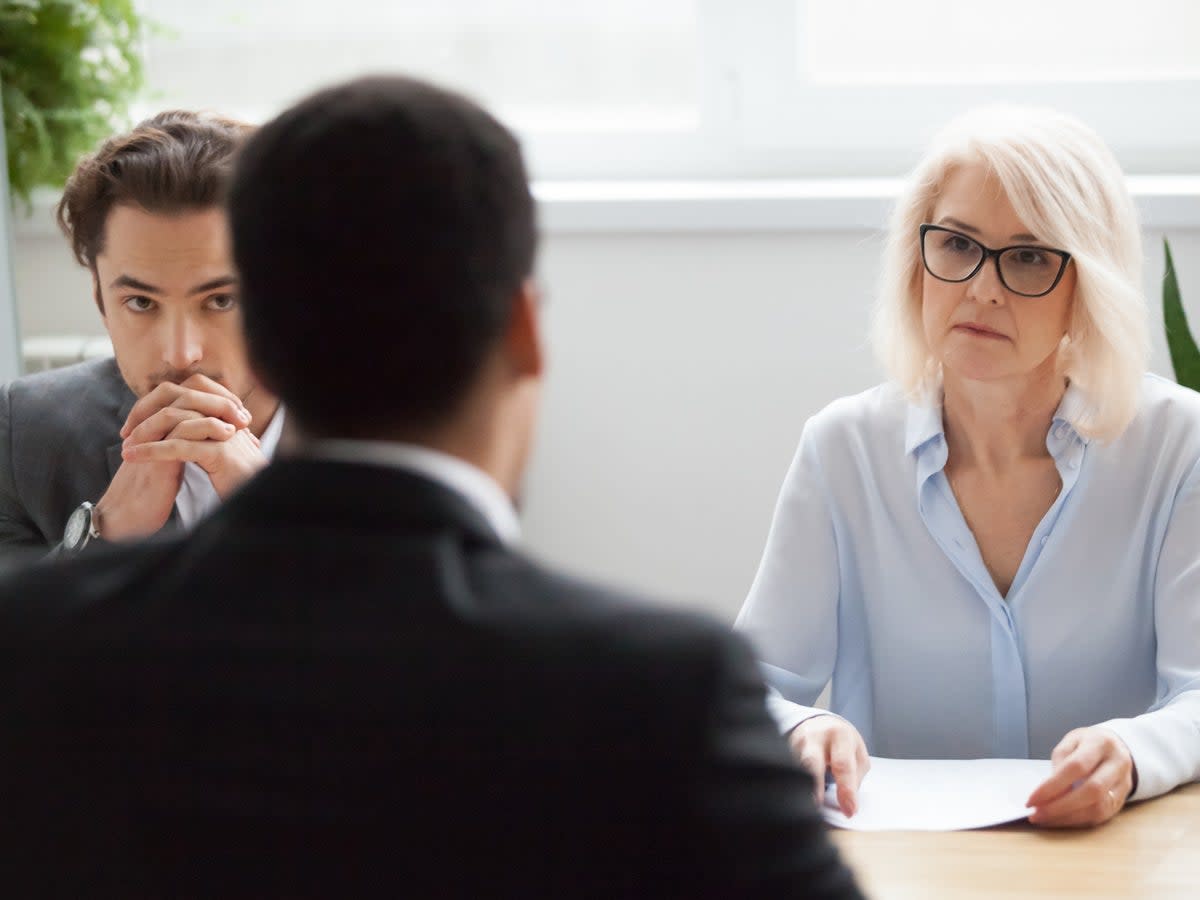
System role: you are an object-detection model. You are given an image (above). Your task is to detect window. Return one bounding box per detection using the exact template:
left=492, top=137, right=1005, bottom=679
left=138, top=0, right=704, bottom=178
left=135, top=0, right=1200, bottom=180
left=732, top=0, right=1200, bottom=175
left=806, top=1, right=1200, bottom=84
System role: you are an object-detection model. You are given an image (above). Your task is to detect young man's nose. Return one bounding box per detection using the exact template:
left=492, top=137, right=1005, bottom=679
left=162, top=316, right=204, bottom=370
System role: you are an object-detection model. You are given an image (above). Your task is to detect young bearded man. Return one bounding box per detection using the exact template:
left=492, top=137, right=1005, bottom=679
left=0, top=111, right=282, bottom=565
left=0, top=78, right=862, bottom=898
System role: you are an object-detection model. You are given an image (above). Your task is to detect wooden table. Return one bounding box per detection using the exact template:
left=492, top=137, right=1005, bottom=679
left=831, top=782, right=1200, bottom=899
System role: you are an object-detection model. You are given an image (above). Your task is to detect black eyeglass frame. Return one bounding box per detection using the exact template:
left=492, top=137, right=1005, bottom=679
left=919, top=224, right=1072, bottom=298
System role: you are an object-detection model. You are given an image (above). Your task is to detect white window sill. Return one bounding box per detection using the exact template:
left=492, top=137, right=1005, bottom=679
left=533, top=175, right=1200, bottom=233
left=14, top=176, right=1200, bottom=237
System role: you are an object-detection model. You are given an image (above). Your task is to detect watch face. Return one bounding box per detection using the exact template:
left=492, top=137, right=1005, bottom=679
left=64, top=506, right=87, bottom=550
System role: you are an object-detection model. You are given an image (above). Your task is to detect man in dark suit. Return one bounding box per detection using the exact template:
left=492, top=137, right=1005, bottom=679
left=0, top=76, right=862, bottom=898
left=0, top=111, right=282, bottom=566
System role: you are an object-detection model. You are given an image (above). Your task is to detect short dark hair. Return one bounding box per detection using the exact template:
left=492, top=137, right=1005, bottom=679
left=229, top=76, right=538, bottom=437
left=57, top=110, right=253, bottom=268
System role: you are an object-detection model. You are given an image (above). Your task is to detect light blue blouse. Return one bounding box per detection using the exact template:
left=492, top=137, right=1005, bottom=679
left=736, top=374, right=1200, bottom=800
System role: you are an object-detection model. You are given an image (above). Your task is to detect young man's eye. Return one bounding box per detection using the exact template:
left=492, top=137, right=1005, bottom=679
left=205, top=294, right=238, bottom=312
left=124, top=296, right=156, bottom=313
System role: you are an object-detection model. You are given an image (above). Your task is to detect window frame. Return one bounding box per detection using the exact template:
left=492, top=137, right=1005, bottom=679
left=130, top=0, right=1200, bottom=181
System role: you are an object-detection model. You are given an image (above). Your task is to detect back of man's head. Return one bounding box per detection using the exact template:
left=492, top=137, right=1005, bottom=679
left=229, top=76, right=538, bottom=439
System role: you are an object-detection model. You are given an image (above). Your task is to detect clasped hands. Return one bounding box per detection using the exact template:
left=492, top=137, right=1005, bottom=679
left=94, top=374, right=266, bottom=541
left=790, top=715, right=1135, bottom=827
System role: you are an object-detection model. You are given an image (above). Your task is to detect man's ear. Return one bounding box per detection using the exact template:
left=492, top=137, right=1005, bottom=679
left=505, top=278, right=544, bottom=380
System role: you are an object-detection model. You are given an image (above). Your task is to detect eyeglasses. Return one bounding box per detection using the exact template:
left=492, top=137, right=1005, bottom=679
left=919, top=224, right=1072, bottom=298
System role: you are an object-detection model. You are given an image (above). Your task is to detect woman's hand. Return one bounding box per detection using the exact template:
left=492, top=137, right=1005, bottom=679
left=788, top=714, right=870, bottom=817
left=1026, top=727, right=1135, bottom=827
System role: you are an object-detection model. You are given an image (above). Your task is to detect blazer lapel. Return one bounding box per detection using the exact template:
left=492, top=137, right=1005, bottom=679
left=105, top=442, right=124, bottom=485
left=105, top=390, right=136, bottom=484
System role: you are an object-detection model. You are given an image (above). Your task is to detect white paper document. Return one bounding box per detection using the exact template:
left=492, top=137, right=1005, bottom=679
left=822, top=756, right=1053, bottom=831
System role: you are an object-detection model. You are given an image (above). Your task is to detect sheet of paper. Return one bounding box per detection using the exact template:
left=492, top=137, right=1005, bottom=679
left=822, top=756, right=1053, bottom=831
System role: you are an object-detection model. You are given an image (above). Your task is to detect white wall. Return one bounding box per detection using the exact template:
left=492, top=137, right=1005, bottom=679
left=12, top=215, right=1200, bottom=621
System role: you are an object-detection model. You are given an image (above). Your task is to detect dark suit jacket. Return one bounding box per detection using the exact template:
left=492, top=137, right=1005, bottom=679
left=0, top=459, right=862, bottom=899
left=0, top=357, right=148, bottom=566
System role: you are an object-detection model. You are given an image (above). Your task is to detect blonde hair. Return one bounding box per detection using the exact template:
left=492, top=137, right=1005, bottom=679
left=871, top=106, right=1148, bottom=441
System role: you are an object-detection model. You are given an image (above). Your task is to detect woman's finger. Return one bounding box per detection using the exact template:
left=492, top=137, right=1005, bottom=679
left=1027, top=735, right=1103, bottom=808
left=1030, top=755, right=1128, bottom=825
left=828, top=731, right=862, bottom=816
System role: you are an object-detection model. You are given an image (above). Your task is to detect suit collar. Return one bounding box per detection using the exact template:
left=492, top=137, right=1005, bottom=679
left=304, top=439, right=520, bottom=545
left=208, top=458, right=508, bottom=549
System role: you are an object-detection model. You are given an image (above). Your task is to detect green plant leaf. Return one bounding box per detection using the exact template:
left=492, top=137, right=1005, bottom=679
left=1163, top=237, right=1200, bottom=391
left=1, top=0, right=147, bottom=207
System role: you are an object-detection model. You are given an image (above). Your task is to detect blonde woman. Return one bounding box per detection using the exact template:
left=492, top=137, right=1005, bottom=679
left=736, top=107, right=1200, bottom=827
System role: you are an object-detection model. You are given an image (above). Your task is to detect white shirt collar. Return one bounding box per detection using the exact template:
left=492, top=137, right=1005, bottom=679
left=903, top=379, right=1090, bottom=457
left=303, top=439, right=521, bottom=545
left=258, top=404, right=287, bottom=458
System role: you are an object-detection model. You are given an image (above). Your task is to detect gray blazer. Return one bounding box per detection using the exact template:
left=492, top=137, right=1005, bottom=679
left=0, top=357, right=156, bottom=567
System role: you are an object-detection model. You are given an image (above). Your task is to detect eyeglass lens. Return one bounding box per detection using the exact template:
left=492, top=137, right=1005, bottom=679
left=923, top=229, right=1063, bottom=296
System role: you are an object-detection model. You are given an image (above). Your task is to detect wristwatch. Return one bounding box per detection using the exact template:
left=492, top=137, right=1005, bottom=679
left=63, top=501, right=102, bottom=554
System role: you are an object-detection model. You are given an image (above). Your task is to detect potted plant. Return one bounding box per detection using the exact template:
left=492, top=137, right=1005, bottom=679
left=0, top=0, right=146, bottom=380
left=1163, top=238, right=1200, bottom=392
left=2, top=0, right=145, bottom=206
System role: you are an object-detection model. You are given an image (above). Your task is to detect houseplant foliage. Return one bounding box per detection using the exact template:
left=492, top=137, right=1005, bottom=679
left=1162, top=238, right=1200, bottom=392
left=0, top=0, right=145, bottom=208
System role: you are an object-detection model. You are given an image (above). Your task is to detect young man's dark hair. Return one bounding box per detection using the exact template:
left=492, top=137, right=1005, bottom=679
left=0, top=76, right=861, bottom=898
left=58, top=109, right=253, bottom=271
left=230, top=77, right=536, bottom=435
